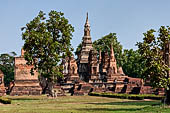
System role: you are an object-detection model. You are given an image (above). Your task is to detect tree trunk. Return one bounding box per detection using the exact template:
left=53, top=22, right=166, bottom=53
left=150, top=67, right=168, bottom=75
left=42, top=82, right=48, bottom=94
left=165, top=87, right=170, bottom=105
left=40, top=76, right=53, bottom=95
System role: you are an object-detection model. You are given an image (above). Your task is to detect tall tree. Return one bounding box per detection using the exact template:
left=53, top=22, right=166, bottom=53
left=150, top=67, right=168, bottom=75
left=0, top=52, right=16, bottom=86
left=137, top=26, right=170, bottom=104
left=21, top=10, right=74, bottom=94
left=93, top=33, right=123, bottom=67
left=75, top=43, right=82, bottom=58
left=122, top=49, right=144, bottom=78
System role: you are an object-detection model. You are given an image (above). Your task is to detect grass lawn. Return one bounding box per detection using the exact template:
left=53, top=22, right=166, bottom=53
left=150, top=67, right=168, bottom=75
left=0, top=95, right=169, bottom=113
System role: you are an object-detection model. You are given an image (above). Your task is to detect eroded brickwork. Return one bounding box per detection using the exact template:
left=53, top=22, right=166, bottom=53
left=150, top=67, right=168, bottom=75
left=10, top=49, right=42, bottom=96
left=78, top=13, right=93, bottom=81
left=0, top=70, right=6, bottom=96
left=60, top=13, right=163, bottom=96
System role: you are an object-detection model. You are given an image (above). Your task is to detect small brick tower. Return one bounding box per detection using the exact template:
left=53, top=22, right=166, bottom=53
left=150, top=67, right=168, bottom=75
left=0, top=70, right=6, bottom=96
left=10, top=48, right=42, bottom=96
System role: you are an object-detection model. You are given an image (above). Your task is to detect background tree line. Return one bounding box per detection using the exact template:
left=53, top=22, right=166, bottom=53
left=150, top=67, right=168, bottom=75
left=0, top=52, right=16, bottom=86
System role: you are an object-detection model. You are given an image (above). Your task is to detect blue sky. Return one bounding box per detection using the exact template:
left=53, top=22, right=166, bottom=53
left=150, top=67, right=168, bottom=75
left=1, top=0, right=170, bottom=55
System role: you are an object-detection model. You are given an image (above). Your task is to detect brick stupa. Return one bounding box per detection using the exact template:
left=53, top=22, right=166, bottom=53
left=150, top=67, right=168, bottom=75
left=10, top=49, right=42, bottom=96
left=0, top=70, right=6, bottom=96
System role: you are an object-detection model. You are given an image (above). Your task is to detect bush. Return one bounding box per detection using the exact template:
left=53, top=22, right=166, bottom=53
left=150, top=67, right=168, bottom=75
left=88, top=92, right=100, bottom=96
left=128, top=94, right=144, bottom=100
left=0, top=97, right=11, bottom=104
left=88, top=92, right=165, bottom=100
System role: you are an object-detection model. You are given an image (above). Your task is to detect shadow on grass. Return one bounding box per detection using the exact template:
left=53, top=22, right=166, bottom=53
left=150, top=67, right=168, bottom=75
left=8, top=98, right=41, bottom=101
left=77, top=106, right=168, bottom=113
left=78, top=101, right=163, bottom=112
left=77, top=108, right=141, bottom=112
left=87, top=101, right=161, bottom=106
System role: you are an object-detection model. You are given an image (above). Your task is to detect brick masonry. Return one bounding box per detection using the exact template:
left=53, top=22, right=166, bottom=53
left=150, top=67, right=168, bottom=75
left=0, top=70, right=6, bottom=96
left=10, top=50, right=42, bottom=96
left=60, top=13, right=164, bottom=96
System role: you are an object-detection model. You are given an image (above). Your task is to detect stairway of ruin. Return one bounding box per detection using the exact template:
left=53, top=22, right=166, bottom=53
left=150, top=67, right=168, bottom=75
left=10, top=80, right=42, bottom=96
left=72, top=82, right=93, bottom=96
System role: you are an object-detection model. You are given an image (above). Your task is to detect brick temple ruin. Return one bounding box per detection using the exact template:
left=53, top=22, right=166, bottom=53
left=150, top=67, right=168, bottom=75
left=10, top=49, right=42, bottom=96
left=0, top=13, right=165, bottom=96
left=0, top=70, right=6, bottom=96
left=60, top=13, right=164, bottom=96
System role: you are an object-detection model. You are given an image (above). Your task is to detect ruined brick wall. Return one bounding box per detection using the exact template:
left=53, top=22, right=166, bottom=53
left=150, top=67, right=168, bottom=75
left=101, top=52, right=109, bottom=73
left=0, top=70, right=6, bottom=96
left=10, top=54, right=42, bottom=96
left=88, top=49, right=99, bottom=78
left=62, top=57, right=69, bottom=75
left=14, top=57, right=38, bottom=81
left=68, top=56, right=78, bottom=75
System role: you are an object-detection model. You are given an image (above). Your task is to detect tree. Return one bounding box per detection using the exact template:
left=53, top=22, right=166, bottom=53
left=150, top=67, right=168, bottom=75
left=0, top=52, right=16, bottom=86
left=93, top=33, right=123, bottom=67
left=122, top=49, right=144, bottom=78
left=136, top=26, right=170, bottom=104
left=21, top=10, right=74, bottom=94
left=75, top=33, right=123, bottom=67
left=75, top=43, right=82, bottom=58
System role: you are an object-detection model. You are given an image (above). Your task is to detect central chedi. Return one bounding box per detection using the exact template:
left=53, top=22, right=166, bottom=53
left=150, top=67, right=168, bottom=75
left=60, top=13, right=163, bottom=96
left=77, top=13, right=93, bottom=81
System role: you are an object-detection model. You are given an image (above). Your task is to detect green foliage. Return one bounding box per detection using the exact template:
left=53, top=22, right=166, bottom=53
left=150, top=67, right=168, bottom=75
left=21, top=10, right=74, bottom=81
left=89, top=92, right=165, bottom=100
left=136, top=27, right=170, bottom=88
left=0, top=52, right=16, bottom=86
left=93, top=33, right=123, bottom=67
left=122, top=49, right=144, bottom=78
left=75, top=43, right=82, bottom=58
left=0, top=97, right=11, bottom=104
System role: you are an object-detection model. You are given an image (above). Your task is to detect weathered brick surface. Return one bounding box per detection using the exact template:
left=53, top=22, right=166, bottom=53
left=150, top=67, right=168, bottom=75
left=139, top=86, right=154, bottom=94
left=71, top=82, right=94, bottom=96
left=10, top=52, right=42, bottom=96
left=14, top=57, right=38, bottom=81
left=59, top=14, right=163, bottom=96
left=114, top=83, right=125, bottom=93
left=0, top=70, right=6, bottom=96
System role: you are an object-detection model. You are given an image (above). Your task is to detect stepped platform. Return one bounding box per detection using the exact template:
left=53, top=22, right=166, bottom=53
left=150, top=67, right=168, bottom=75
left=10, top=54, right=42, bottom=96
left=10, top=80, right=42, bottom=96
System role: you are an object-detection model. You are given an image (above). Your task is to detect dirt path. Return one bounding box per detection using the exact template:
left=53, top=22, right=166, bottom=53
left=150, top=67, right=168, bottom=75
left=144, top=99, right=158, bottom=101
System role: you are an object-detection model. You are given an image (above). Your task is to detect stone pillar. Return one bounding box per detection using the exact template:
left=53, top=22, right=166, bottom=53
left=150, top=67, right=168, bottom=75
left=88, top=49, right=99, bottom=78
left=63, top=55, right=79, bottom=82
left=108, top=44, right=117, bottom=74
left=102, top=52, right=109, bottom=73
